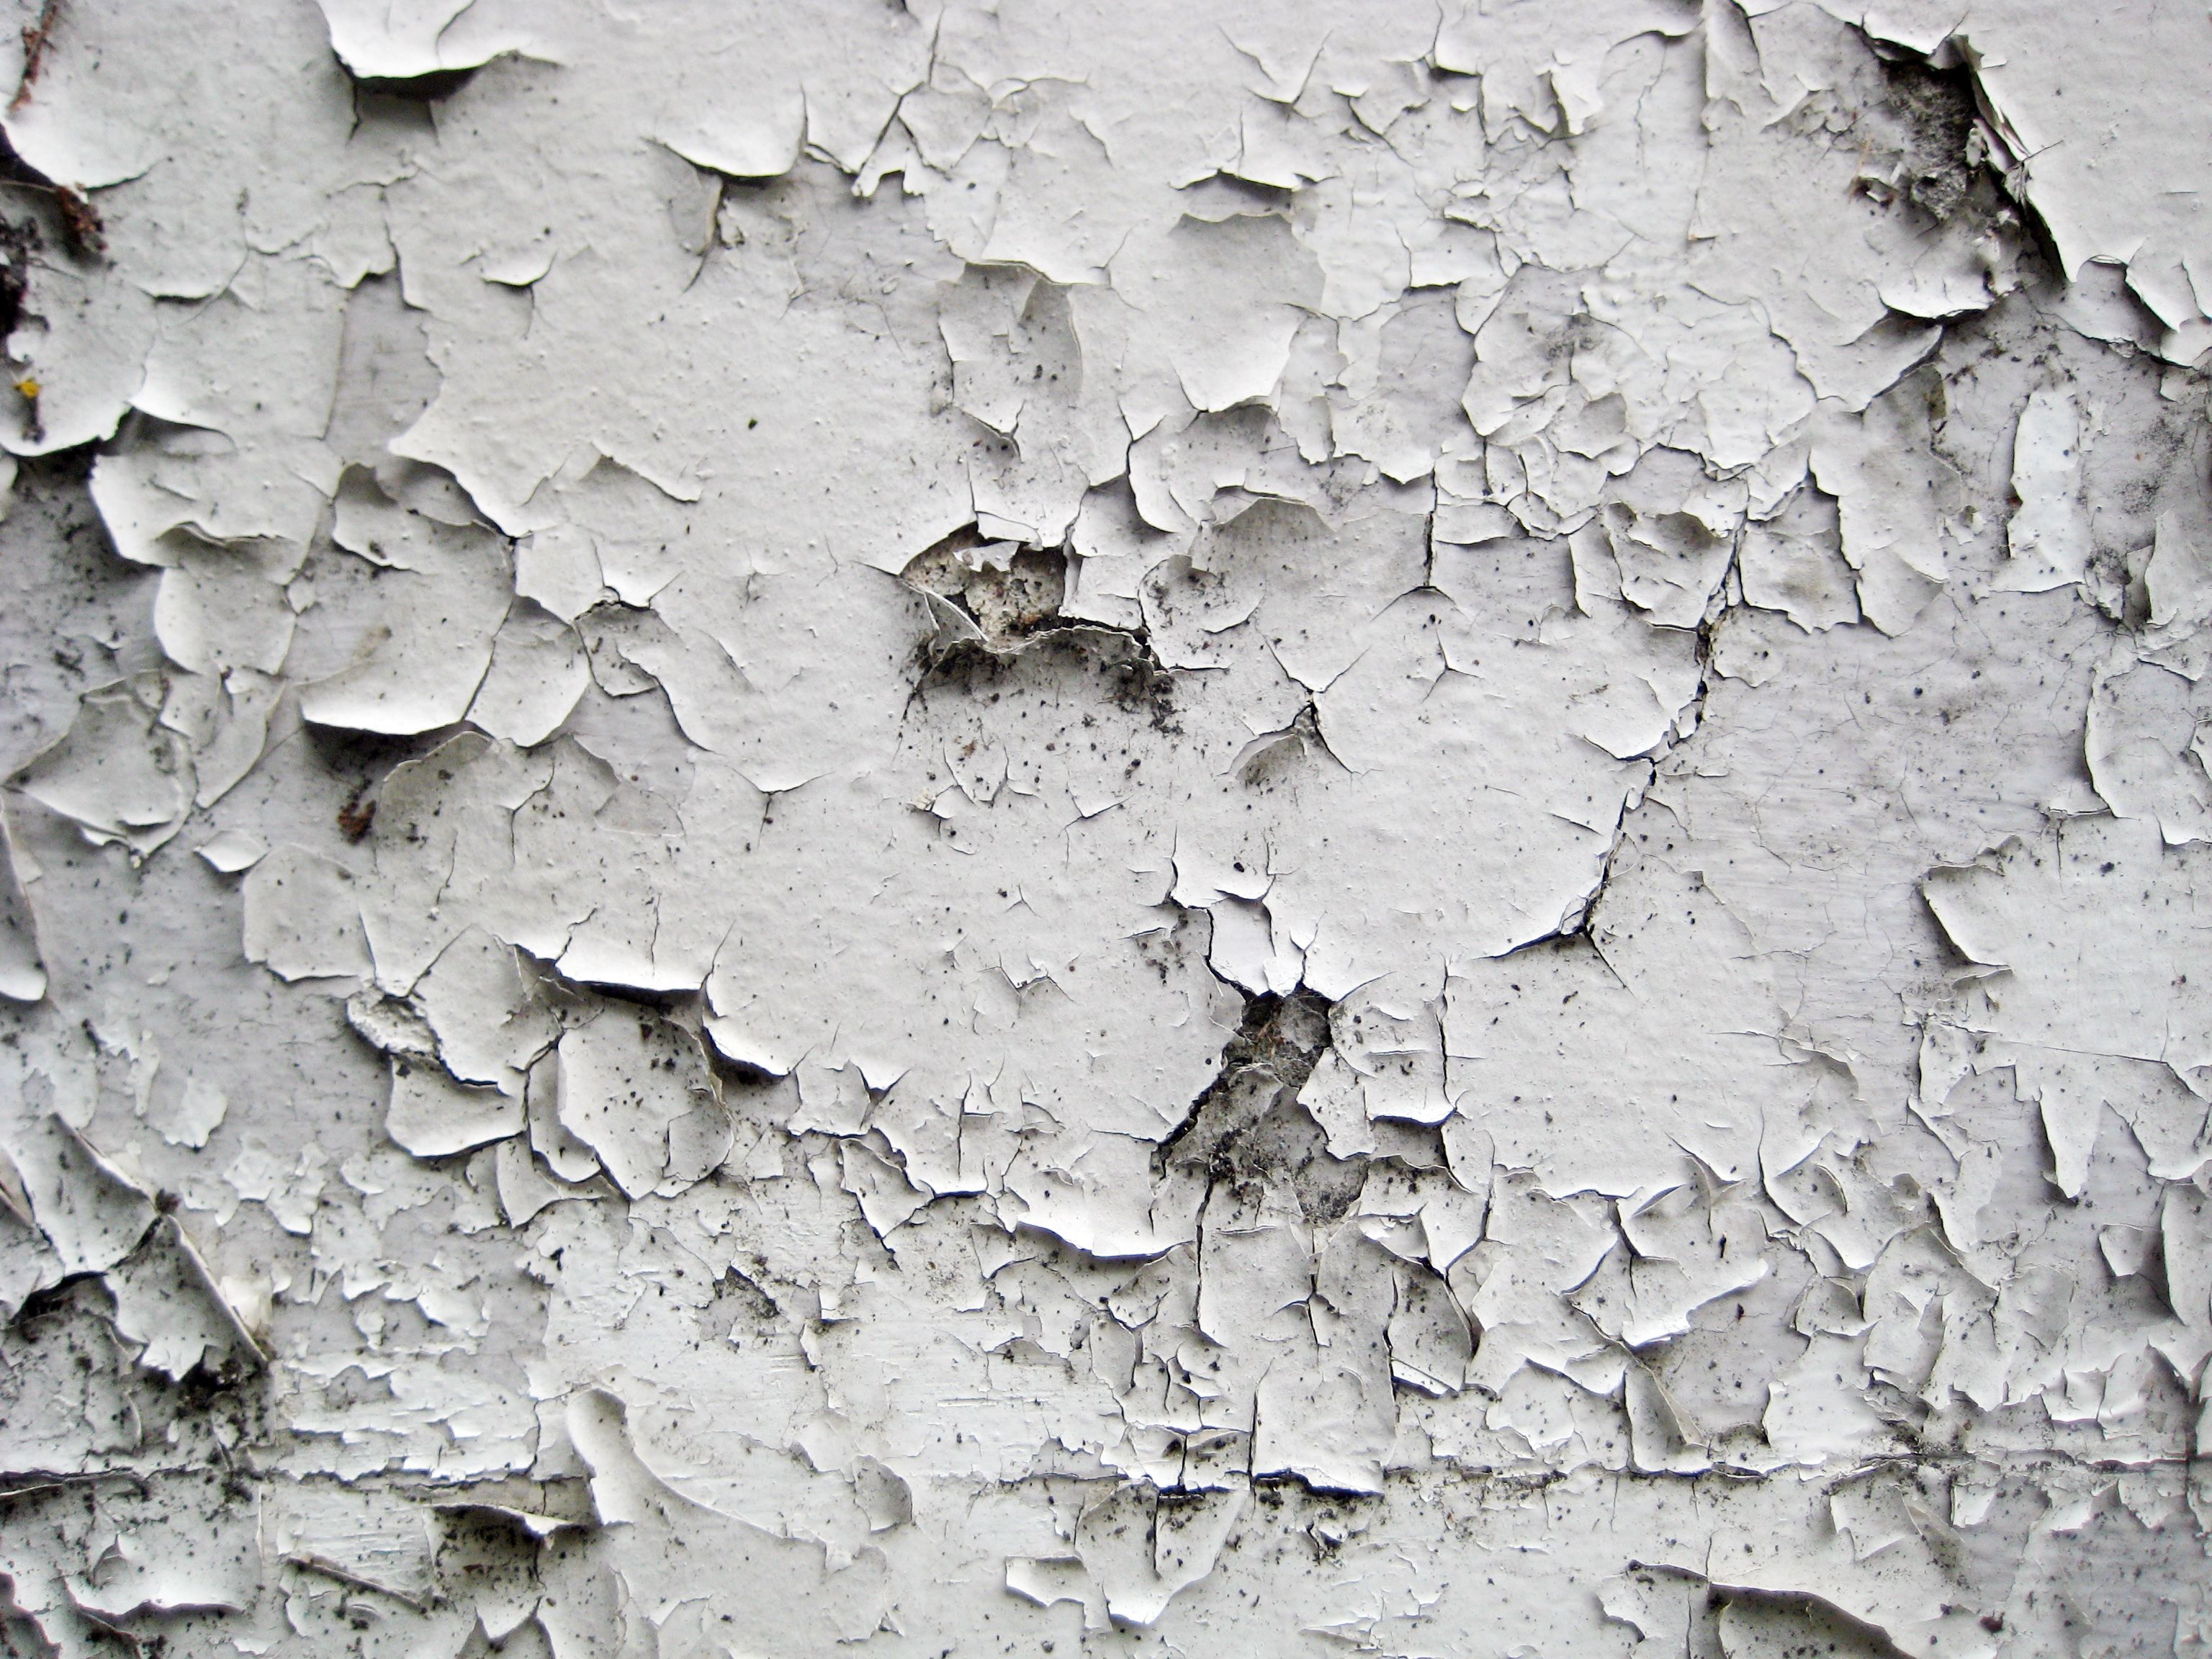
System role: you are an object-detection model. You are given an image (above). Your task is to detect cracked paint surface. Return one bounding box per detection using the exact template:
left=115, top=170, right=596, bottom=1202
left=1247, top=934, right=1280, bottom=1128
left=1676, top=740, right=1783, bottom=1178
left=0, top=0, right=2208, bottom=1653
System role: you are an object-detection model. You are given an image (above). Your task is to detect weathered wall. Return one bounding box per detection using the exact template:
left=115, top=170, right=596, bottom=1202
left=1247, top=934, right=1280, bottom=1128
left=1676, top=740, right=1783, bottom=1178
left=0, top=0, right=2208, bottom=1653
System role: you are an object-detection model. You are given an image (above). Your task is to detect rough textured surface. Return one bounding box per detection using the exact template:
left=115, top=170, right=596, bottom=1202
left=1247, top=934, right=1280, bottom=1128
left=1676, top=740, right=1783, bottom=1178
left=1, top=1, right=2208, bottom=1653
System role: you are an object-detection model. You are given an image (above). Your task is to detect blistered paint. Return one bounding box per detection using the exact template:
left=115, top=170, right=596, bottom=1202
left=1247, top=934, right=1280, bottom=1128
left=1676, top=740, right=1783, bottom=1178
left=0, top=0, right=2207, bottom=1653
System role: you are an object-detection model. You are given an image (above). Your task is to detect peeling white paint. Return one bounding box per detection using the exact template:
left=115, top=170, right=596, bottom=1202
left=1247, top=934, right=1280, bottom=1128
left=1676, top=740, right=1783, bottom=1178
left=0, top=0, right=2208, bottom=1653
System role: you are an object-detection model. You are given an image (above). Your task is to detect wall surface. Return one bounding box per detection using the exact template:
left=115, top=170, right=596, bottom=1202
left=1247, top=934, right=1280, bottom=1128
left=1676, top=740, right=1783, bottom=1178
left=0, top=0, right=2208, bottom=1653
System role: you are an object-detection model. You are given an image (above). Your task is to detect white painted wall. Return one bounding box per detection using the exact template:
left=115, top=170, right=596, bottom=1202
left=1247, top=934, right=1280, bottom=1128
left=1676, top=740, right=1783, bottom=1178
left=0, top=1, right=2206, bottom=1653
